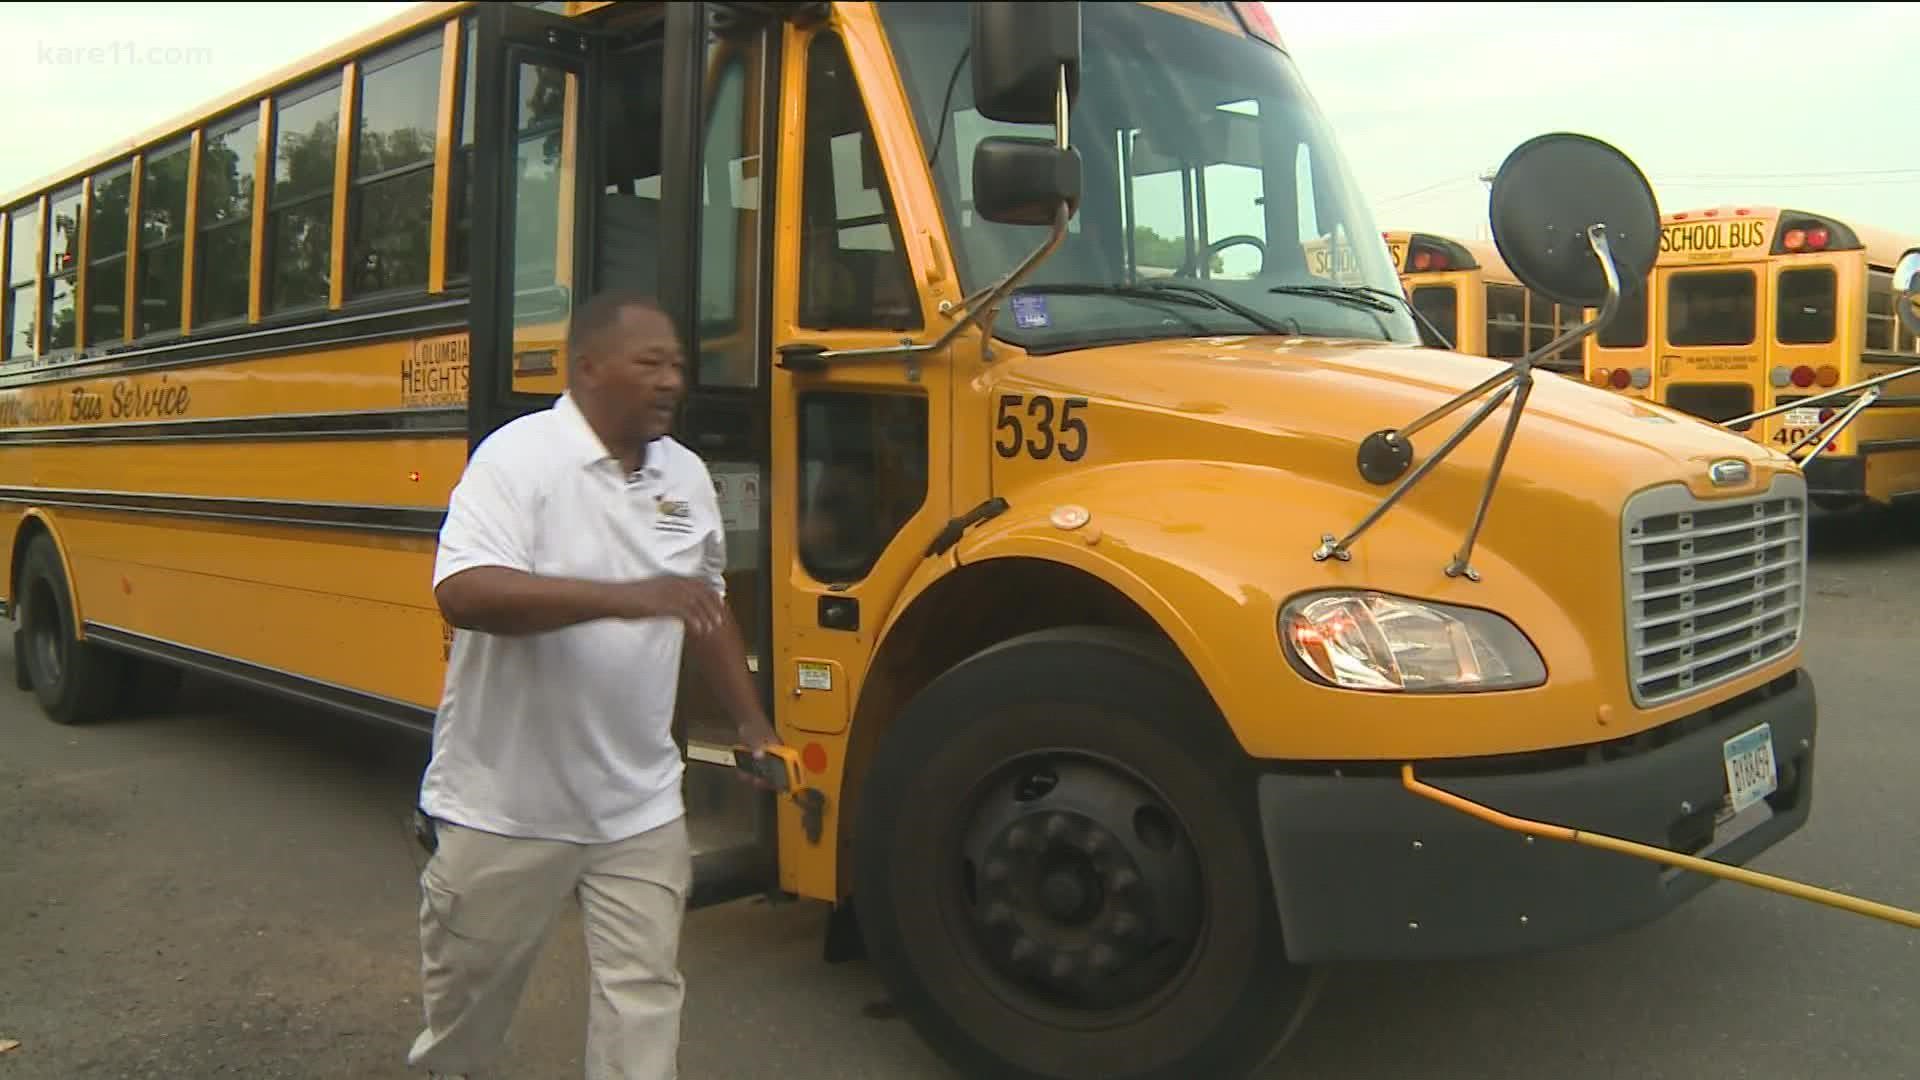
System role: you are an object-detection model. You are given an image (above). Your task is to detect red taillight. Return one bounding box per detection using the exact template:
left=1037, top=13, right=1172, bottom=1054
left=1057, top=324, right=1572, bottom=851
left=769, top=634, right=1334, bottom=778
left=1791, top=365, right=1815, bottom=387
left=1807, top=227, right=1830, bottom=250
left=1816, top=365, right=1839, bottom=387
left=1429, top=252, right=1449, bottom=270
left=1610, top=368, right=1632, bottom=389
left=1413, top=251, right=1432, bottom=271
left=1783, top=229, right=1806, bottom=252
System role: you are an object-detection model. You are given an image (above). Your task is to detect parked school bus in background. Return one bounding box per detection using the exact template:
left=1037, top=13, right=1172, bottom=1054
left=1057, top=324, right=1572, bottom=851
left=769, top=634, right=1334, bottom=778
left=1384, top=229, right=1585, bottom=375
left=1581, top=205, right=1920, bottom=509
left=0, top=2, right=1821, bottom=1077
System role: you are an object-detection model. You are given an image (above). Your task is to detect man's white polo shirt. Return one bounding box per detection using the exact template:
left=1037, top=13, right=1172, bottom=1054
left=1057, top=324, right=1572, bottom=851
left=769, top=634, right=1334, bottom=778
left=419, top=392, right=726, bottom=845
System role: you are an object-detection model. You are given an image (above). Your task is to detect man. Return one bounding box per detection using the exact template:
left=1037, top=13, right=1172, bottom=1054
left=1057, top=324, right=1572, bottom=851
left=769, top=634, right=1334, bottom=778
left=407, top=291, right=778, bottom=1079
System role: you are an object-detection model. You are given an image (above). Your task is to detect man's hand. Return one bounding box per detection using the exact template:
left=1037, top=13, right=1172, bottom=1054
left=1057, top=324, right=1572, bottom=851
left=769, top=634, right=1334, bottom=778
left=614, top=577, right=727, bottom=636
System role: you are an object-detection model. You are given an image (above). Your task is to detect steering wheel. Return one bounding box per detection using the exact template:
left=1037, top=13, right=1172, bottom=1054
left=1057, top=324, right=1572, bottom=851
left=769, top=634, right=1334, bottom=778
left=1177, top=234, right=1266, bottom=278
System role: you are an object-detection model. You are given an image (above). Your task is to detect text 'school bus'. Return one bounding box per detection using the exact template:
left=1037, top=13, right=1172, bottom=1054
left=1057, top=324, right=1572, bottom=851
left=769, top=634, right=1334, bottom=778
left=1383, top=229, right=1586, bottom=376
left=1583, top=204, right=1920, bottom=508
left=0, top=2, right=1820, bottom=1076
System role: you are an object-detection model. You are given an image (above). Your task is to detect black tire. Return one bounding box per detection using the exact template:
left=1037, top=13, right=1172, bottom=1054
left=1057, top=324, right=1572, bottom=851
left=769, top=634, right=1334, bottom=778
left=16, top=534, right=126, bottom=725
left=854, top=627, right=1319, bottom=1080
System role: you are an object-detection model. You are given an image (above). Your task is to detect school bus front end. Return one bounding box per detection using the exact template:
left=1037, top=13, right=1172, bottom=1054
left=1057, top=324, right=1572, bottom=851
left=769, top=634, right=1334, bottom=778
left=825, top=6, right=1819, bottom=1078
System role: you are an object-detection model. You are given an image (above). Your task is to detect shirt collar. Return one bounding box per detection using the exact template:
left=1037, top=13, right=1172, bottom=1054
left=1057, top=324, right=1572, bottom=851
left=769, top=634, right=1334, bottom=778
left=553, top=392, right=664, bottom=475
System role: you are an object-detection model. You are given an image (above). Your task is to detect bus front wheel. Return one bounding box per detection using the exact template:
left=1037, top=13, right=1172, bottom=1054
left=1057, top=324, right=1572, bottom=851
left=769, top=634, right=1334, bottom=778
left=853, top=627, right=1320, bottom=1080
left=16, top=534, right=125, bottom=725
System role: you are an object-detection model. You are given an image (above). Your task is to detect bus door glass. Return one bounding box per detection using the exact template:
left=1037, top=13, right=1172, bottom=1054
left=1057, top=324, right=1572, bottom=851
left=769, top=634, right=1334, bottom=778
left=1658, top=263, right=1767, bottom=435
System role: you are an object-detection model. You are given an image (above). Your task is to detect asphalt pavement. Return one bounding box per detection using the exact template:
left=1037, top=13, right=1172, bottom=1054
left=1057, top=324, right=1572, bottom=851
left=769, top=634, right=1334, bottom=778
left=3, top=506, right=1917, bottom=1079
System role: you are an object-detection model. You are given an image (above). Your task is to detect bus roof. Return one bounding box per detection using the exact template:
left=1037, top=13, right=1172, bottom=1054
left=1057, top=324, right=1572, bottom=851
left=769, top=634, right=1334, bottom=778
left=1381, top=229, right=1520, bottom=286
left=1, top=0, right=472, bottom=211
left=1658, top=204, right=1920, bottom=270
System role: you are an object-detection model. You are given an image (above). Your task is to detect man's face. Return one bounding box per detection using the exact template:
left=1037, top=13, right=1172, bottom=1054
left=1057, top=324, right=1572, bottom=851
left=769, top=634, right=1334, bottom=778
left=578, top=306, right=687, bottom=443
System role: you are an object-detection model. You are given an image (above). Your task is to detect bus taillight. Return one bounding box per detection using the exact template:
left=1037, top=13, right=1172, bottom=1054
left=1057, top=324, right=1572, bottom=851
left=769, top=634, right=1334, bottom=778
left=1791, top=365, right=1816, bottom=388
left=1817, top=365, right=1839, bottom=387
left=1610, top=368, right=1631, bottom=390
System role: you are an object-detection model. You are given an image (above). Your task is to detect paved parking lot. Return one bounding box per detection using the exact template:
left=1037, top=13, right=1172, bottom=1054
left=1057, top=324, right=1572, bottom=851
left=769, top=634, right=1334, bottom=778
left=3, top=507, right=1918, bottom=1079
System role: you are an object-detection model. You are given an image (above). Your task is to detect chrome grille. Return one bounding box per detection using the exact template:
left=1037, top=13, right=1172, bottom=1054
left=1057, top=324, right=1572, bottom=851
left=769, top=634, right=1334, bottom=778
left=1622, top=475, right=1806, bottom=707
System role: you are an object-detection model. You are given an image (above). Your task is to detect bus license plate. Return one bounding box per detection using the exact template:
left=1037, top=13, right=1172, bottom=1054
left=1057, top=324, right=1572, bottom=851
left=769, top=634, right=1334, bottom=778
left=1783, top=408, right=1822, bottom=428
left=1722, top=722, right=1778, bottom=815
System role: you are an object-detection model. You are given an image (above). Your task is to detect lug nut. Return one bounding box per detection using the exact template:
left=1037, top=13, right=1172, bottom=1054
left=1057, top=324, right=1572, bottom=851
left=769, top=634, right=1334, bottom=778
left=1109, top=869, right=1139, bottom=892
left=1045, top=814, right=1071, bottom=840
left=1049, top=955, right=1076, bottom=980
left=1089, top=944, right=1118, bottom=973
left=985, top=859, right=1010, bottom=883
left=1011, top=937, right=1037, bottom=963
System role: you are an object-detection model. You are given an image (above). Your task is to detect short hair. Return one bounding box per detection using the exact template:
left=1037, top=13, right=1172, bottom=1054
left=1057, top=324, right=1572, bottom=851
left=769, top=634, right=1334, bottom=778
left=567, top=290, right=671, bottom=370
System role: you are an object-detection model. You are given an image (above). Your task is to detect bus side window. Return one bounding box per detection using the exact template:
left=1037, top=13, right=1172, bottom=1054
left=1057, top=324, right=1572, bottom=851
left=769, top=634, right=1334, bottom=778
left=798, top=31, right=920, bottom=332
left=4, top=204, right=38, bottom=360
left=1486, top=283, right=1523, bottom=358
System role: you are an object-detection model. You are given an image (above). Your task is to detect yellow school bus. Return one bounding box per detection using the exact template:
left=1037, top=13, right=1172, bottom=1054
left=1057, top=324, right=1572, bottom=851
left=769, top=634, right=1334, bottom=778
left=0, top=2, right=1820, bottom=1076
left=1622, top=204, right=1920, bottom=507
left=1383, top=229, right=1588, bottom=375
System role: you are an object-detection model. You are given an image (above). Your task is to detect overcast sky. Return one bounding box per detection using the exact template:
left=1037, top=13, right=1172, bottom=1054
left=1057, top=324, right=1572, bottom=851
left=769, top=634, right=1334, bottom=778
left=4, top=1, right=1916, bottom=241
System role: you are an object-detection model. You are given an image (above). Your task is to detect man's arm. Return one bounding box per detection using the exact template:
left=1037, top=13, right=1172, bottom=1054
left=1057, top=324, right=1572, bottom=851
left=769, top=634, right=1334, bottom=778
left=686, top=608, right=777, bottom=751
left=436, top=568, right=725, bottom=637
left=433, top=439, right=725, bottom=638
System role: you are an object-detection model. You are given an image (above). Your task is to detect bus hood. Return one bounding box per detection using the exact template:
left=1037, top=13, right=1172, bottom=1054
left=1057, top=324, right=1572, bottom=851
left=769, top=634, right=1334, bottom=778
left=996, top=335, right=1794, bottom=508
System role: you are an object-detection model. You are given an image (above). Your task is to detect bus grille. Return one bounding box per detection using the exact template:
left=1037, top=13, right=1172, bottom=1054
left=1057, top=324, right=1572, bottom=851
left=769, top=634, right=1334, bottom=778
left=1622, top=475, right=1806, bottom=707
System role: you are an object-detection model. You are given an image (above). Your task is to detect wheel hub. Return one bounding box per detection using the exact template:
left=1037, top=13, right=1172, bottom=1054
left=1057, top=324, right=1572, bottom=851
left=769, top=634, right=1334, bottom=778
left=960, top=757, right=1202, bottom=1013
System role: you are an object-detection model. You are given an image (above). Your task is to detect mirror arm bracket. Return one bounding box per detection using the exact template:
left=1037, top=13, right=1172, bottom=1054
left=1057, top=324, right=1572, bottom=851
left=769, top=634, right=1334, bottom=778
left=1316, top=224, right=1623, bottom=580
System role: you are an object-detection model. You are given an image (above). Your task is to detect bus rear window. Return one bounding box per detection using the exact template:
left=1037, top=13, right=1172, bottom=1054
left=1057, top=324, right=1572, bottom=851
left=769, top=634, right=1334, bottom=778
left=1777, top=267, right=1836, bottom=345
left=1410, top=284, right=1456, bottom=349
left=1667, top=270, right=1755, bottom=347
left=1597, top=279, right=1648, bottom=349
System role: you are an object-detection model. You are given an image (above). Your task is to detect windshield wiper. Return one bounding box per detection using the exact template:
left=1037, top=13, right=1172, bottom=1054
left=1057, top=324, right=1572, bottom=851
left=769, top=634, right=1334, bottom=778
left=1011, top=282, right=1288, bottom=335
left=1266, top=282, right=1456, bottom=349
left=1133, top=280, right=1296, bottom=336
left=1265, top=283, right=1397, bottom=313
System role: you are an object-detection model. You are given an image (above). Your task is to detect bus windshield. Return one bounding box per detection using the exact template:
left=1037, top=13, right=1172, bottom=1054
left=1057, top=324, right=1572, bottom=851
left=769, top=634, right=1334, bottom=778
left=878, top=2, right=1418, bottom=352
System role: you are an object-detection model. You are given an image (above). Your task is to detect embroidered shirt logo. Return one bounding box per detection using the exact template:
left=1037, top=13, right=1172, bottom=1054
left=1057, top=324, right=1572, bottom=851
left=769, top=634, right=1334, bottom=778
left=655, top=496, right=696, bottom=535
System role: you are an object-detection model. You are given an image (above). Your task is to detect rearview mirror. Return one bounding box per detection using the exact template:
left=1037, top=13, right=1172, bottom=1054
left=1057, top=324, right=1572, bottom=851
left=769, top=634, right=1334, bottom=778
left=1896, top=247, right=1920, bottom=339
left=974, top=137, right=1082, bottom=226
left=972, top=1, right=1080, bottom=124
left=1487, top=133, right=1659, bottom=312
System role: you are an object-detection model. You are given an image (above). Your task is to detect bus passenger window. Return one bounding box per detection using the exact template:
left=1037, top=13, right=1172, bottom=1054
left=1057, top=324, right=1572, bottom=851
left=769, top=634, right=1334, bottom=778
left=268, top=77, right=342, bottom=313
left=138, top=142, right=190, bottom=338
left=799, top=32, right=920, bottom=332
left=1866, top=271, right=1896, bottom=352
left=86, top=164, right=132, bottom=348
left=5, top=205, right=38, bottom=360
left=349, top=34, right=442, bottom=299
left=1486, top=284, right=1523, bottom=358
left=1777, top=267, right=1836, bottom=346
left=196, top=114, right=258, bottom=327
left=1597, top=277, right=1648, bottom=349
left=1410, top=284, right=1456, bottom=349
left=1667, top=270, right=1755, bottom=347
left=798, top=392, right=928, bottom=584
left=44, top=187, right=81, bottom=355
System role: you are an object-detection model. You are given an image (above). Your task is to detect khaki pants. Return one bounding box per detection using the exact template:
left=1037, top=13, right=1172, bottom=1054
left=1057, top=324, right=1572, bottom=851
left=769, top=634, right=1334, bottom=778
left=407, top=815, right=692, bottom=1079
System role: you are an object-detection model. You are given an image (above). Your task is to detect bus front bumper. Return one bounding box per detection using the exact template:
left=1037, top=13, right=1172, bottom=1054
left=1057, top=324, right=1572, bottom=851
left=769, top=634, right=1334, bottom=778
left=1254, top=671, right=1816, bottom=963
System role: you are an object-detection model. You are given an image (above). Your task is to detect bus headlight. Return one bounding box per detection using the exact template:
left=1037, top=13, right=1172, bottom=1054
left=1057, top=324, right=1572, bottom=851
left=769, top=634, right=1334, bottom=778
left=1279, top=592, right=1546, bottom=692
